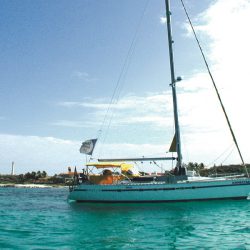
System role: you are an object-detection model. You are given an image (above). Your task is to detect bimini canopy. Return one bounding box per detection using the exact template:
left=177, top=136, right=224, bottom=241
left=86, top=162, right=133, bottom=171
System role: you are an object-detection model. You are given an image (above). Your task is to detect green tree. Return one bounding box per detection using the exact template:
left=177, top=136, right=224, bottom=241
left=41, top=171, right=47, bottom=178
left=36, top=171, right=42, bottom=179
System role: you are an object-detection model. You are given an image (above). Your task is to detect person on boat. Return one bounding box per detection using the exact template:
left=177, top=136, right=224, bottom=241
left=103, top=169, right=113, bottom=176
left=80, top=169, right=88, bottom=183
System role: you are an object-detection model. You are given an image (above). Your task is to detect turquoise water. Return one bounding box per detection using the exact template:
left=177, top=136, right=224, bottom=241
left=0, top=187, right=249, bottom=249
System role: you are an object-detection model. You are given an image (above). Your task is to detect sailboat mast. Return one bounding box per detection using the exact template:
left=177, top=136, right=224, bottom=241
left=165, top=0, right=183, bottom=172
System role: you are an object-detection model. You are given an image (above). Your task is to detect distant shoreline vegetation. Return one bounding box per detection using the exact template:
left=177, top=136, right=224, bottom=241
left=185, top=162, right=250, bottom=177
left=0, top=163, right=249, bottom=185
left=0, top=170, right=70, bottom=186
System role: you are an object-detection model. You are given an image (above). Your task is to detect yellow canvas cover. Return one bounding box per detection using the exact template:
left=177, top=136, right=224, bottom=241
left=86, top=162, right=133, bottom=171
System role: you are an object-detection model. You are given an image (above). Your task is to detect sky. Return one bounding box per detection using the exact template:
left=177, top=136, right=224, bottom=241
left=1, top=0, right=250, bottom=175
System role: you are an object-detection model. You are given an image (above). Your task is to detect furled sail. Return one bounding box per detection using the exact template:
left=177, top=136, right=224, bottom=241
left=80, top=139, right=97, bottom=155
left=169, top=133, right=177, bottom=152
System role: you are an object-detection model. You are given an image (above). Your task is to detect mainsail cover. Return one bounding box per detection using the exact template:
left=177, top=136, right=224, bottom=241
left=80, top=139, right=97, bottom=155
left=169, top=133, right=177, bottom=152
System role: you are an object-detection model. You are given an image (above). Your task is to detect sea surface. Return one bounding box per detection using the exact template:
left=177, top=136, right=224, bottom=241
left=0, top=187, right=249, bottom=249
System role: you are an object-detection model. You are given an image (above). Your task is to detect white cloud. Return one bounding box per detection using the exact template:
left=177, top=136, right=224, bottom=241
left=0, top=134, right=174, bottom=175
left=72, top=71, right=98, bottom=82
left=3, top=1, right=249, bottom=176
left=0, top=134, right=84, bottom=175
left=160, top=16, right=167, bottom=24
left=56, top=92, right=174, bottom=128
left=58, top=101, right=110, bottom=109
left=178, top=0, right=250, bottom=165
left=51, top=120, right=100, bottom=128
left=58, top=93, right=172, bottom=111
left=53, top=0, right=250, bottom=167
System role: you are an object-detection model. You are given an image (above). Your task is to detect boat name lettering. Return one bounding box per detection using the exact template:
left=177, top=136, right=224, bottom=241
left=233, top=180, right=250, bottom=185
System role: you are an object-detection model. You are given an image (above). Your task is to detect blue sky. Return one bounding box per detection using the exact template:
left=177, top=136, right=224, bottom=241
left=1, top=0, right=250, bottom=175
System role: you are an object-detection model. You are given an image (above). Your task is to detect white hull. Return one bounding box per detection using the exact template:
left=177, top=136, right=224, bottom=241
left=68, top=178, right=250, bottom=203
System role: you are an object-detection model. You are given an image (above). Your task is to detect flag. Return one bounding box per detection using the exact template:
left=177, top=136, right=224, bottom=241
left=169, top=133, right=177, bottom=152
left=80, top=139, right=97, bottom=155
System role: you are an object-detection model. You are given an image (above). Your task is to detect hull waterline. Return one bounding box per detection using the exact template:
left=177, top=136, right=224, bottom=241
left=68, top=178, right=250, bottom=203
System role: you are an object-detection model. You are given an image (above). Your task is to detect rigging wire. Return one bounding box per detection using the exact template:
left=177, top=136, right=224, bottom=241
left=95, top=0, right=150, bottom=158
left=153, top=161, right=164, bottom=173
left=210, top=146, right=235, bottom=177
left=207, top=143, right=234, bottom=167
left=180, top=0, right=249, bottom=177
left=220, top=147, right=235, bottom=166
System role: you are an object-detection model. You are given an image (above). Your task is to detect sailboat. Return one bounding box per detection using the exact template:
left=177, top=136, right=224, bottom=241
left=68, top=0, right=250, bottom=203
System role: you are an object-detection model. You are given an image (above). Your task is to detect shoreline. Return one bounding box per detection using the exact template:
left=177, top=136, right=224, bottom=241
left=0, top=183, right=67, bottom=188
